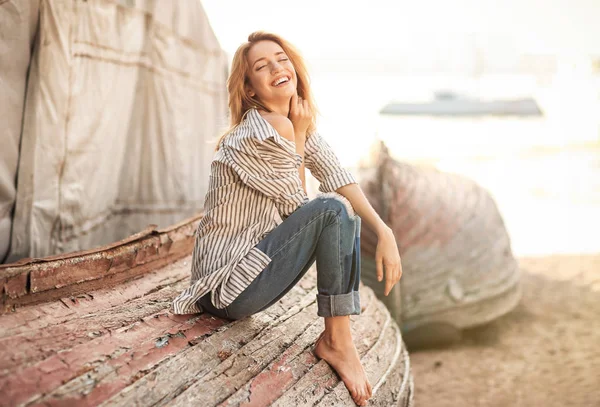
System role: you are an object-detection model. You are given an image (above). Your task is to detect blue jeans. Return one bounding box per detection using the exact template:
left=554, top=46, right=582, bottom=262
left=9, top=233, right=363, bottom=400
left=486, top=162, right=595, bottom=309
left=197, top=195, right=362, bottom=320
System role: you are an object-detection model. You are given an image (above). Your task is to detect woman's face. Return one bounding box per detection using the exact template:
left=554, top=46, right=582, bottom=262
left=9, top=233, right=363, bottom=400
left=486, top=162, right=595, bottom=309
left=246, top=40, right=297, bottom=107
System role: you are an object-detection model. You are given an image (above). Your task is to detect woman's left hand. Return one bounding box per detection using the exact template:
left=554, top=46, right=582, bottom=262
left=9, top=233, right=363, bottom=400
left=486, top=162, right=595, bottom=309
left=375, top=226, right=403, bottom=296
left=288, top=93, right=311, bottom=140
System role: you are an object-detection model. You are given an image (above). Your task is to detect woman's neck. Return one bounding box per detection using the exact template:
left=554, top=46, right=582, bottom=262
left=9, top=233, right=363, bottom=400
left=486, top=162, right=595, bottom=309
left=261, top=99, right=290, bottom=117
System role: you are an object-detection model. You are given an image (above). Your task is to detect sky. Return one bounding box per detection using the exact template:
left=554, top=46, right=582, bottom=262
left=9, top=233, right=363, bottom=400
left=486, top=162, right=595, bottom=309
left=202, top=0, right=600, bottom=67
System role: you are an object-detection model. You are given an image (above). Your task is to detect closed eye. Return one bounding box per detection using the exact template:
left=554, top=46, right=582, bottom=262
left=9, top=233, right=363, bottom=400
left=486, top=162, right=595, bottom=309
left=256, top=58, right=289, bottom=71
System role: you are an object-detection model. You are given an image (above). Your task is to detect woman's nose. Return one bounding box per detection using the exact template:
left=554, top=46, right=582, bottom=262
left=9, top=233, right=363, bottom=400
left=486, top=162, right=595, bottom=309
left=270, top=61, right=283, bottom=73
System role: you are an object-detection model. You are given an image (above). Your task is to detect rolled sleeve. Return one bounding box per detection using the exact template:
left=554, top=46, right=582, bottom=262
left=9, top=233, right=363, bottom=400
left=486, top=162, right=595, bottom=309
left=304, top=132, right=357, bottom=193
left=223, top=137, right=308, bottom=216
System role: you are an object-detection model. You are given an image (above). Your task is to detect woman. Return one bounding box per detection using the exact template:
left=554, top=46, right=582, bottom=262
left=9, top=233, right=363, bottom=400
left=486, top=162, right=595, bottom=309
left=171, top=31, right=402, bottom=406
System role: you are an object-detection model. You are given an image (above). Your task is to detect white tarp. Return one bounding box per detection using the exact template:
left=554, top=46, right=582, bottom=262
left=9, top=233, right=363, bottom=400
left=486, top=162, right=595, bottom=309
left=0, top=0, right=40, bottom=262
left=6, top=0, right=228, bottom=261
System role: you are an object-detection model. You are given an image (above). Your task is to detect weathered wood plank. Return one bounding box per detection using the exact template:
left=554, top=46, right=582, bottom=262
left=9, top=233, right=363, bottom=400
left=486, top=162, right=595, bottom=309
left=0, top=274, right=191, bottom=378
left=172, top=302, right=321, bottom=406
left=22, top=277, right=319, bottom=407
left=1, top=306, right=224, bottom=406
left=0, top=256, right=193, bottom=337
left=180, top=288, right=378, bottom=407
left=2, top=272, right=28, bottom=299
left=369, top=345, right=413, bottom=407
left=0, top=216, right=199, bottom=314
left=98, top=281, right=319, bottom=407
left=1, top=257, right=201, bottom=405
left=20, top=313, right=225, bottom=407
left=217, top=322, right=325, bottom=407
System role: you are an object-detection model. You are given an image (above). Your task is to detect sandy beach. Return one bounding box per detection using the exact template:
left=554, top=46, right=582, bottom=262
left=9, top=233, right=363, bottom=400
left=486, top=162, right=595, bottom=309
left=410, top=253, right=600, bottom=406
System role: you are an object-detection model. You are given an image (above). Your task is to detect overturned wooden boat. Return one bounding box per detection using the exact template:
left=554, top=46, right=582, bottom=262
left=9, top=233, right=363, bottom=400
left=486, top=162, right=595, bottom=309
left=358, top=142, right=521, bottom=348
left=0, top=214, right=414, bottom=406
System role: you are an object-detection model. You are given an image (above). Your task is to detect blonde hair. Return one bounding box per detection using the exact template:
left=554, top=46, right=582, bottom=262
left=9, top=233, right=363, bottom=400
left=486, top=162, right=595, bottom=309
left=215, top=31, right=317, bottom=150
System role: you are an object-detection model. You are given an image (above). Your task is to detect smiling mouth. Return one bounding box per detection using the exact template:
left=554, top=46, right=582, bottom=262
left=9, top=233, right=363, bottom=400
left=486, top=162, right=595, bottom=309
left=272, top=76, right=291, bottom=87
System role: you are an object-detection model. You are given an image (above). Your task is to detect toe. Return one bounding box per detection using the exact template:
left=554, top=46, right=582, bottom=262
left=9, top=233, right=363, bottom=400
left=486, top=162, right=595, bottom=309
left=356, top=389, right=367, bottom=406
left=363, top=385, right=371, bottom=403
left=352, top=389, right=364, bottom=406
left=350, top=386, right=360, bottom=402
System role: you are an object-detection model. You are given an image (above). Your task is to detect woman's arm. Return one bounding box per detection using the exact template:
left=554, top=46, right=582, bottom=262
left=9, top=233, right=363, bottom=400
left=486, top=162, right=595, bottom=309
left=336, top=183, right=403, bottom=296
left=336, top=183, right=387, bottom=235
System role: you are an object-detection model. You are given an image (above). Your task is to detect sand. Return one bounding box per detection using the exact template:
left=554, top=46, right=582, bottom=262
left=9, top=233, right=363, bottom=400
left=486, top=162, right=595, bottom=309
left=410, top=254, right=600, bottom=407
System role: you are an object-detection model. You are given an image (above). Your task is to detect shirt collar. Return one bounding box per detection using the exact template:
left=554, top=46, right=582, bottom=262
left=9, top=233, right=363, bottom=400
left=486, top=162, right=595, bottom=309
left=243, top=107, right=299, bottom=157
left=244, top=107, right=280, bottom=143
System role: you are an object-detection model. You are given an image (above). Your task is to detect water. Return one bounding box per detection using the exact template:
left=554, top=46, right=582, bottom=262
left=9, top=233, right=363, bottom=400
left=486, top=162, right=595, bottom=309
left=309, top=73, right=600, bottom=256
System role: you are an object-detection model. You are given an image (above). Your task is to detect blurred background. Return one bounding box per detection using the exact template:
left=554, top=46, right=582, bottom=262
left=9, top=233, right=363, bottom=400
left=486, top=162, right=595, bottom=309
left=203, top=0, right=600, bottom=257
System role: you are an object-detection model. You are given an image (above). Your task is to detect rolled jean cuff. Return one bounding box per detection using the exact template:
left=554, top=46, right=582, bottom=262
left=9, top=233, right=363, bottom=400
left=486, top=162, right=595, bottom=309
left=316, top=291, right=361, bottom=317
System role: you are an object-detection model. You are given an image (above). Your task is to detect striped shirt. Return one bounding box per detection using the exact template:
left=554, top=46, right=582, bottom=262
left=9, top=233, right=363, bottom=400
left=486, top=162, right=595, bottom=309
left=171, top=108, right=357, bottom=314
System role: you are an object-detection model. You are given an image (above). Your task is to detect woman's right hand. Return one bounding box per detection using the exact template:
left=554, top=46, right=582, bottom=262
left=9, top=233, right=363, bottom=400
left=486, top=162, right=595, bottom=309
left=375, top=226, right=403, bottom=296
left=288, top=93, right=311, bottom=140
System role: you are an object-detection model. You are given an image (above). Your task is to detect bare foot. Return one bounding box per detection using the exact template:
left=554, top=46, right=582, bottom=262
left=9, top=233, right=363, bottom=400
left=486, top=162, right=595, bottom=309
left=313, top=331, right=325, bottom=349
left=314, top=332, right=373, bottom=406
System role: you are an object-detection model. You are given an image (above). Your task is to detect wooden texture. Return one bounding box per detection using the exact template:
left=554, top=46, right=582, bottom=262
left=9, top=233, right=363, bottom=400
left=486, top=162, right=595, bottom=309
left=358, top=141, right=521, bottom=332
left=0, top=232, right=413, bottom=406
left=0, top=215, right=201, bottom=314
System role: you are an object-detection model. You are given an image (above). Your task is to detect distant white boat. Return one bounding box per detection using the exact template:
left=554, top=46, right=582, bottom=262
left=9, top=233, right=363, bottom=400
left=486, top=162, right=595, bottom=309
left=380, top=91, right=543, bottom=117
